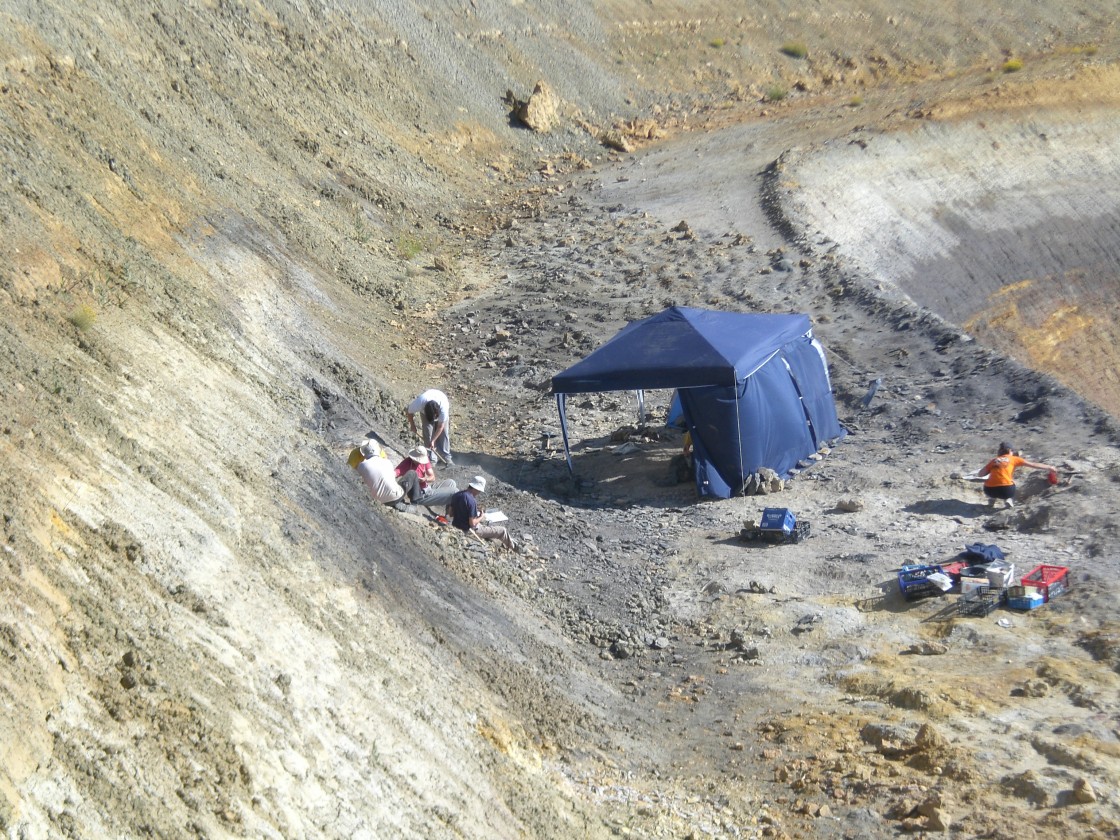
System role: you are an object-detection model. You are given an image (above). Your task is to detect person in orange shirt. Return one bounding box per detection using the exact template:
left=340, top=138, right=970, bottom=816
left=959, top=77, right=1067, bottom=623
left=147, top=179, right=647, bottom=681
left=980, top=442, right=1057, bottom=508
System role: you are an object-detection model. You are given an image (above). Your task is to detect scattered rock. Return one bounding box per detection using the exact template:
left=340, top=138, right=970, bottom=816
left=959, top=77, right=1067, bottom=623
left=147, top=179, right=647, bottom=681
left=610, top=639, right=634, bottom=659
left=905, top=641, right=948, bottom=655
left=890, top=686, right=936, bottom=711
left=510, top=80, right=559, bottom=132
left=1073, top=778, right=1097, bottom=803
left=914, top=724, right=948, bottom=752
left=1001, top=770, right=1054, bottom=806
left=1017, top=678, right=1051, bottom=697
left=861, top=723, right=916, bottom=757
left=610, top=425, right=637, bottom=441
left=792, top=613, right=823, bottom=634
left=917, top=802, right=951, bottom=832
left=742, top=469, right=785, bottom=495
left=600, top=129, right=631, bottom=153
left=743, top=580, right=774, bottom=594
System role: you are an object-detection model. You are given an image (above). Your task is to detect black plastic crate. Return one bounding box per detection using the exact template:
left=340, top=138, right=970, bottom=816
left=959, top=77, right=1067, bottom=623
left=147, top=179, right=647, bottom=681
left=957, top=587, right=1003, bottom=617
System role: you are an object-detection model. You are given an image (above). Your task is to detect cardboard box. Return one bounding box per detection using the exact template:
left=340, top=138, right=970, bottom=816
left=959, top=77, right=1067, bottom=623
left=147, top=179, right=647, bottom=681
left=959, top=576, right=989, bottom=595
left=760, top=508, right=796, bottom=535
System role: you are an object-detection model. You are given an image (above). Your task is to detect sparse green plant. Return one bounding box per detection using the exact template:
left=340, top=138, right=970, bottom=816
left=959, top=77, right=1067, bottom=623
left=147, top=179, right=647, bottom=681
left=112, top=262, right=139, bottom=297
left=68, top=304, right=97, bottom=331
left=848, top=95, right=864, bottom=107
left=1001, top=58, right=1023, bottom=73
left=352, top=211, right=372, bottom=245
left=766, top=85, right=787, bottom=102
left=90, top=269, right=111, bottom=306
left=396, top=231, right=426, bottom=261
left=709, top=38, right=725, bottom=49
left=55, top=267, right=83, bottom=296
left=779, top=41, right=807, bottom=60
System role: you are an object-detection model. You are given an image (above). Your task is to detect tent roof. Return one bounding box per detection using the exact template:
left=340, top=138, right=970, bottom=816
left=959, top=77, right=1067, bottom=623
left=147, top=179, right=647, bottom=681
left=552, top=306, right=813, bottom=394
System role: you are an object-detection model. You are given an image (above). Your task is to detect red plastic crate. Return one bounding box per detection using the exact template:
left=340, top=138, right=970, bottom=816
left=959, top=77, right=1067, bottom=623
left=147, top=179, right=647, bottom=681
left=1020, top=565, right=1070, bottom=603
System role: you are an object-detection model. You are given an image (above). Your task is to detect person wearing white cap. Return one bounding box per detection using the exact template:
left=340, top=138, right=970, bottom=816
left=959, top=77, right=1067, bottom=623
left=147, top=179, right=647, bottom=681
left=405, top=388, right=453, bottom=465
left=353, top=439, right=409, bottom=511
left=446, top=475, right=515, bottom=551
left=348, top=435, right=382, bottom=469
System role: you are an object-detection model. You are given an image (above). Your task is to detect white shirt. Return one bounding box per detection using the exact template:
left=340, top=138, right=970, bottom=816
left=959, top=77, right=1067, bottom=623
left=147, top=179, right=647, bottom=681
left=407, top=388, right=450, bottom=424
left=356, top=456, right=404, bottom=504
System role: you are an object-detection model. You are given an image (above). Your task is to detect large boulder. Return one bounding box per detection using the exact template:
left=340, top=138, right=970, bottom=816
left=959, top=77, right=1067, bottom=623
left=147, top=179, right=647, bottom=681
left=510, top=80, right=558, bottom=132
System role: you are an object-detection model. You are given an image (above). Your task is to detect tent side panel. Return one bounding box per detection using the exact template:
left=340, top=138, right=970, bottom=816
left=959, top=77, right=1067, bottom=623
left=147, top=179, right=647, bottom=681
left=782, top=338, right=844, bottom=446
left=676, top=353, right=819, bottom=492
left=689, top=431, right=736, bottom=499
left=741, top=361, right=819, bottom=477
left=681, top=354, right=822, bottom=497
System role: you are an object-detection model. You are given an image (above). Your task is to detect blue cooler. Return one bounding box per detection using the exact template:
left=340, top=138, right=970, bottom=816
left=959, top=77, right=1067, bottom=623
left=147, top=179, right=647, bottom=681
left=760, top=508, right=797, bottom=536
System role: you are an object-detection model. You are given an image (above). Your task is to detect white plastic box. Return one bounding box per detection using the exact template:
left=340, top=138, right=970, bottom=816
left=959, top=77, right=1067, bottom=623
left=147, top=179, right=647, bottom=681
left=986, top=563, right=1015, bottom=589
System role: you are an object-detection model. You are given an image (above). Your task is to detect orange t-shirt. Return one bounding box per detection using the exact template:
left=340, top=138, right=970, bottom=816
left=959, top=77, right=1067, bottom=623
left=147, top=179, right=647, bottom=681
left=983, top=454, right=1025, bottom=487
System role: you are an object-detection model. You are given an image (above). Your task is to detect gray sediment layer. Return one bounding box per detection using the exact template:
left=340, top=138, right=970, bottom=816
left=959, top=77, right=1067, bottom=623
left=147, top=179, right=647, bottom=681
left=782, top=112, right=1120, bottom=412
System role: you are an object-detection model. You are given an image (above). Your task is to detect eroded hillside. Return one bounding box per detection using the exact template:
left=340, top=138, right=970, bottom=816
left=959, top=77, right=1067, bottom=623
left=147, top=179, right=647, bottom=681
left=2, top=1, right=1119, bottom=838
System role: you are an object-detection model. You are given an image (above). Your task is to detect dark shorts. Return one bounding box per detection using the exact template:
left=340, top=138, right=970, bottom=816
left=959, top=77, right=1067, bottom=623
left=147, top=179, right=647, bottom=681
left=984, top=484, right=1016, bottom=501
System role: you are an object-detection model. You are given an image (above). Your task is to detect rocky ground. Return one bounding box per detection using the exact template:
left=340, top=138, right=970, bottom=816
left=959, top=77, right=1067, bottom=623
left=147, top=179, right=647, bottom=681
left=2, top=2, right=1119, bottom=839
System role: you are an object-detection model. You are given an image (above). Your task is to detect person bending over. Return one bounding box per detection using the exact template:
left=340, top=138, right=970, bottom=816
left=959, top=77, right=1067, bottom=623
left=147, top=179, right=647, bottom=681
left=405, top=388, right=453, bottom=465
left=980, top=441, right=1057, bottom=509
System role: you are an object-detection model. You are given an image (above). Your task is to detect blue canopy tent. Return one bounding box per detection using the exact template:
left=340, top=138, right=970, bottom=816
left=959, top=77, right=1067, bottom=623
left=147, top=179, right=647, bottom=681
left=551, top=306, right=844, bottom=499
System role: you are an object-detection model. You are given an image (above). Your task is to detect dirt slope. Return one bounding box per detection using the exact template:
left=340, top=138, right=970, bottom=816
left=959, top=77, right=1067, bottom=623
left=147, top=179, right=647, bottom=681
left=1, top=1, right=1119, bottom=838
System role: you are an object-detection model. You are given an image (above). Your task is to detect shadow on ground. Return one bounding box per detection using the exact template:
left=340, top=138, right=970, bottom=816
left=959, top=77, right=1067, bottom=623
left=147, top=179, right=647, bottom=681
left=903, top=498, right=988, bottom=518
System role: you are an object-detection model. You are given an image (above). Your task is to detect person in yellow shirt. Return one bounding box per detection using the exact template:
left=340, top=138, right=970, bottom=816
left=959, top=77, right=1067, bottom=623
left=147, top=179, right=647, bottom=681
left=979, top=442, right=1056, bottom=509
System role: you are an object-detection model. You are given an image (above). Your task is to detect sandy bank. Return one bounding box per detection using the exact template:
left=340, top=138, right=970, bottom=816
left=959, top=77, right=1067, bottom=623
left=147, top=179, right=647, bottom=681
left=783, top=107, right=1120, bottom=414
